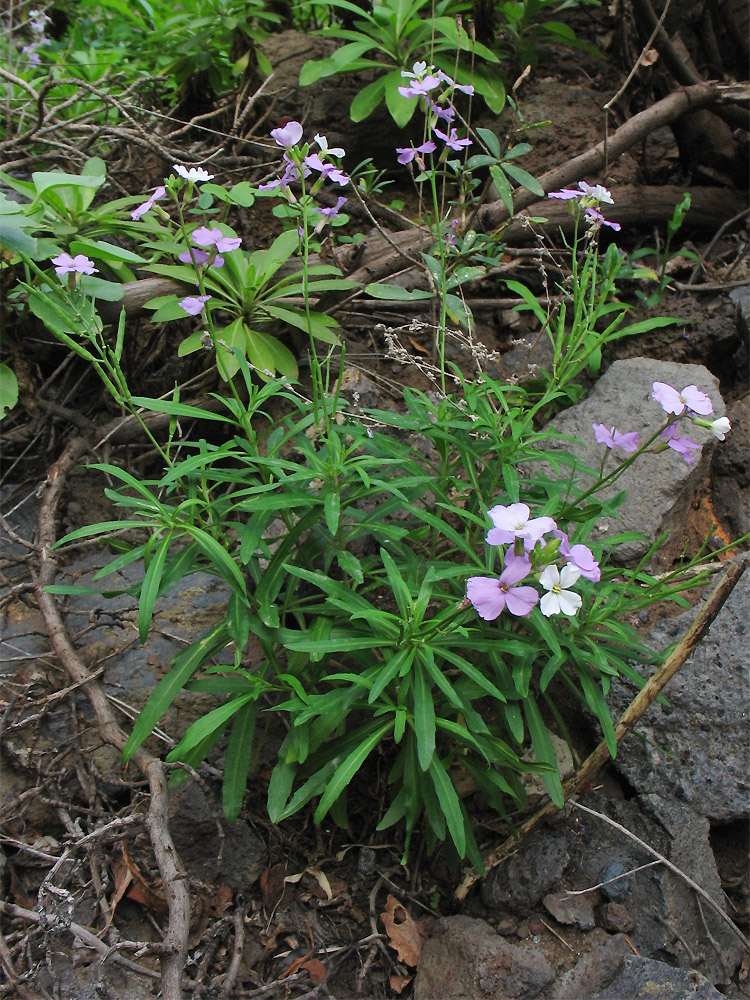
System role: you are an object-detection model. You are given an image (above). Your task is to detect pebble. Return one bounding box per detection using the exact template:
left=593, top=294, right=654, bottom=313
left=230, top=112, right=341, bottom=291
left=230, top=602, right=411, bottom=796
left=601, top=901, right=635, bottom=934
left=599, top=862, right=630, bottom=902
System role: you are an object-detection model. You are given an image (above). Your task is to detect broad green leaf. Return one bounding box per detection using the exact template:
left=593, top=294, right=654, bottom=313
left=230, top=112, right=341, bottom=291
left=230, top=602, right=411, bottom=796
left=501, top=162, right=545, bottom=198
left=350, top=76, right=387, bottom=122
left=0, top=363, right=19, bottom=419
left=365, top=282, right=432, bottom=302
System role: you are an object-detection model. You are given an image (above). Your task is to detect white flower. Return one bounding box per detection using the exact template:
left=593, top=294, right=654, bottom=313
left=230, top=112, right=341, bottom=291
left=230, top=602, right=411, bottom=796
left=710, top=417, right=731, bottom=441
left=314, top=133, right=345, bottom=158
left=578, top=181, right=614, bottom=205
left=539, top=564, right=582, bottom=617
left=173, top=164, right=214, bottom=182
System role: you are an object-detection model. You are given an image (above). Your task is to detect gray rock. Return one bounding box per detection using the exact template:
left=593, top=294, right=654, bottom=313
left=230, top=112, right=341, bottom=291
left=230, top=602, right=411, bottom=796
left=569, top=793, right=745, bottom=987
left=543, top=890, right=596, bottom=930
left=711, top=392, right=750, bottom=540
left=729, top=285, right=750, bottom=338
left=552, top=933, right=632, bottom=999
left=414, top=915, right=555, bottom=1000
left=599, top=862, right=629, bottom=902
left=610, top=567, right=750, bottom=823
left=541, top=358, right=725, bottom=562
left=589, top=955, right=726, bottom=999
left=167, top=778, right=266, bottom=895
left=481, top=829, right=570, bottom=913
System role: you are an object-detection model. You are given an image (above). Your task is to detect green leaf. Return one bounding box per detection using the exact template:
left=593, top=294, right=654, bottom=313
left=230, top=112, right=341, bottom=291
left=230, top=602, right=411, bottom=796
left=127, top=396, right=232, bottom=422
left=350, top=75, right=387, bottom=122
left=500, top=162, right=545, bottom=198
left=490, top=164, right=514, bottom=217
left=138, top=530, right=172, bottom=643
left=413, top=660, right=435, bottom=771
left=313, top=721, right=391, bottom=822
left=523, top=696, right=564, bottom=807
left=69, top=238, right=146, bottom=264
left=168, top=692, right=254, bottom=763
left=122, top=623, right=231, bottom=762
left=365, top=282, right=432, bottom=302
left=427, top=758, right=465, bottom=857
left=0, top=363, right=19, bottom=419
left=476, top=127, right=501, bottom=159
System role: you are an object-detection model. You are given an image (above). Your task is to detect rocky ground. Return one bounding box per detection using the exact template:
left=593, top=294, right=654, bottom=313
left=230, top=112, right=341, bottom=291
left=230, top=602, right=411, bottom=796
left=1, top=3, right=748, bottom=998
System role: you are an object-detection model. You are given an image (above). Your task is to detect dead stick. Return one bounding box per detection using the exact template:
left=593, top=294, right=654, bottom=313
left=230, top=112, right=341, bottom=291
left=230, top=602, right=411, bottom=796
left=33, top=435, right=191, bottom=999
left=455, top=556, right=747, bottom=901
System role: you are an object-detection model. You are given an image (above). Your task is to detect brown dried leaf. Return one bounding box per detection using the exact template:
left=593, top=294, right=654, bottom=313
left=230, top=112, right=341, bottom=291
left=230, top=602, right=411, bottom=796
left=260, top=863, right=287, bottom=907
left=380, top=894, right=422, bottom=967
left=301, top=958, right=326, bottom=983
left=390, top=974, right=413, bottom=994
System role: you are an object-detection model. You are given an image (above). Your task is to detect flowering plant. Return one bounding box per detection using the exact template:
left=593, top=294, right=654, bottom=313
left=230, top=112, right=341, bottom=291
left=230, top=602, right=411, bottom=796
left=299, top=0, right=504, bottom=126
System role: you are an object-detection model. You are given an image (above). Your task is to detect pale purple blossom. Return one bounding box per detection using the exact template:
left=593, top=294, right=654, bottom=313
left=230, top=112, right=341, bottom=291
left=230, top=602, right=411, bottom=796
left=178, top=248, right=224, bottom=268
left=314, top=196, right=347, bottom=222
left=539, top=564, right=582, bottom=617
left=303, top=153, right=349, bottom=185
left=426, top=98, right=456, bottom=124
left=467, top=559, right=539, bottom=620
left=191, top=226, right=242, bottom=253
left=585, top=208, right=621, bottom=231
left=433, top=126, right=471, bottom=152
left=173, top=164, right=214, bottom=182
left=51, top=253, right=98, bottom=276
left=552, top=531, right=601, bottom=582
left=548, top=188, right=581, bottom=200
left=396, top=140, right=437, bottom=165
left=435, top=70, right=474, bottom=95
left=131, top=185, right=166, bottom=221
left=593, top=423, right=639, bottom=453
left=660, top=424, right=701, bottom=464
left=652, top=381, right=713, bottom=416
left=398, top=75, right=441, bottom=99
left=486, top=503, right=556, bottom=548
left=22, top=44, right=41, bottom=65
left=179, top=295, right=212, bottom=316
left=271, top=121, right=304, bottom=148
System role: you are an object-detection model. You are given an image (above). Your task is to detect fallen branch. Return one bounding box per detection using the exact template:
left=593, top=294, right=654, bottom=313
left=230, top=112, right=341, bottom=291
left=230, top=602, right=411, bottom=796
left=32, top=434, right=192, bottom=1000
left=454, top=555, right=747, bottom=901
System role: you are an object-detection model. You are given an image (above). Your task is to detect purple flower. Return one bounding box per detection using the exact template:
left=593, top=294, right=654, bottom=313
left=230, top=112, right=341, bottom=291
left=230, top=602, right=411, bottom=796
left=660, top=424, right=701, bottom=464
left=486, top=503, right=556, bottom=547
left=547, top=188, right=581, bottom=200
left=131, top=185, right=166, bottom=221
left=396, top=140, right=437, bottom=165
left=51, top=253, right=98, bottom=276
left=178, top=248, right=224, bottom=269
left=585, top=208, right=621, bottom=231
left=539, top=564, right=583, bottom=617
left=552, top=531, right=601, bottom=582
left=314, top=196, right=347, bottom=221
left=652, top=381, right=713, bottom=416
left=22, top=43, right=41, bottom=66
left=398, top=75, right=441, bottom=99
left=173, top=164, right=214, bottom=182
left=179, top=295, right=212, bottom=316
left=426, top=99, right=456, bottom=124
left=435, top=70, right=474, bottom=95
left=270, top=121, right=303, bottom=148
left=191, top=226, right=242, bottom=253
left=592, top=423, right=639, bottom=453
left=433, top=126, right=471, bottom=152
left=467, top=559, right=539, bottom=620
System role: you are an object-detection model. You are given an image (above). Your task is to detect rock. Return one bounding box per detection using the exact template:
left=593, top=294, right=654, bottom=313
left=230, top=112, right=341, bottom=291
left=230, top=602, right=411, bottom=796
left=569, top=793, right=745, bottom=987
left=552, top=933, right=632, bottom=999
left=588, top=955, right=726, bottom=998
left=521, top=731, right=574, bottom=805
left=167, top=779, right=266, bottom=895
left=598, top=862, right=629, bottom=902
left=610, top=566, right=750, bottom=823
left=541, top=358, right=725, bottom=562
left=543, top=890, right=596, bottom=930
left=481, top=829, right=570, bottom=913
left=711, top=392, right=750, bottom=540
left=600, top=901, right=635, bottom=934
left=729, top=286, right=750, bottom=338
left=414, top=916, right=555, bottom=1000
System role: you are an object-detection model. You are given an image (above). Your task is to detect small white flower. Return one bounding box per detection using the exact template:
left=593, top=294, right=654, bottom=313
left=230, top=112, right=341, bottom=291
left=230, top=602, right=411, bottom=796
left=710, top=417, right=731, bottom=441
left=539, top=564, right=583, bottom=617
left=173, top=164, right=214, bottom=182
left=314, top=133, right=345, bottom=158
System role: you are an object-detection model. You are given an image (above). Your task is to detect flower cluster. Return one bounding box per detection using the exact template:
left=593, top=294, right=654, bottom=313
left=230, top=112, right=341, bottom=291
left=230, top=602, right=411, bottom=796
left=259, top=123, right=349, bottom=211
left=548, top=181, right=621, bottom=232
left=467, top=503, right=600, bottom=621
left=22, top=8, right=51, bottom=66
left=395, top=63, right=473, bottom=166
left=651, top=380, right=731, bottom=464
